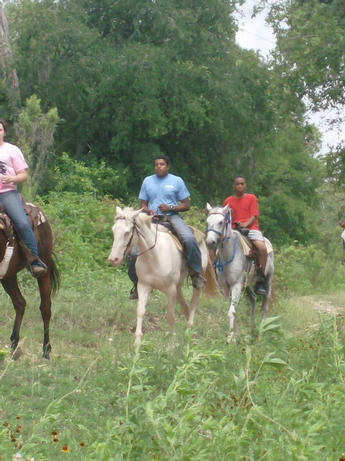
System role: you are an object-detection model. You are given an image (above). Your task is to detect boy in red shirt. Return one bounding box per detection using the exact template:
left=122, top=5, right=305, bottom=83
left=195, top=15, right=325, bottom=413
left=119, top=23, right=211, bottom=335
left=223, top=176, right=267, bottom=295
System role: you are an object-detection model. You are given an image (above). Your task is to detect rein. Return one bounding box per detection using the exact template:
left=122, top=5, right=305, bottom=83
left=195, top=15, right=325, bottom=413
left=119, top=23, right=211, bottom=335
left=116, top=215, right=159, bottom=258
left=213, top=235, right=238, bottom=273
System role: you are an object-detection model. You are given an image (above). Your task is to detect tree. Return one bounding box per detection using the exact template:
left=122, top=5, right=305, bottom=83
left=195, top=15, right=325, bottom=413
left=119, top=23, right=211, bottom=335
left=265, top=0, right=345, bottom=111
left=15, top=94, right=60, bottom=197
left=0, top=2, right=20, bottom=116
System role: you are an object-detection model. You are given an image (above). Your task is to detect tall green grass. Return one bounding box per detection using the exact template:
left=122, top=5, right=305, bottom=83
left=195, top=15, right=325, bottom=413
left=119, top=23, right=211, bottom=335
left=1, top=192, right=345, bottom=460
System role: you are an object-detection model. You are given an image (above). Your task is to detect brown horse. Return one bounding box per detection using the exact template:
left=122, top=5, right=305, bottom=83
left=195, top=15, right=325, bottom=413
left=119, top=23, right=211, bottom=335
left=0, top=208, right=60, bottom=359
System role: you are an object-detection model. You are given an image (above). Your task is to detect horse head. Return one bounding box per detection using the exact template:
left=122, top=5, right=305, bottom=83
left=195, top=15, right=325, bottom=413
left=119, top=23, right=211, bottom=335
left=205, top=203, right=232, bottom=250
left=108, top=206, right=142, bottom=266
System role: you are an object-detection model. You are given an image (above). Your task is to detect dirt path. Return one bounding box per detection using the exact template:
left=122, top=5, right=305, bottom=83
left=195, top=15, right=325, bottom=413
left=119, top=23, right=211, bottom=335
left=303, top=294, right=345, bottom=315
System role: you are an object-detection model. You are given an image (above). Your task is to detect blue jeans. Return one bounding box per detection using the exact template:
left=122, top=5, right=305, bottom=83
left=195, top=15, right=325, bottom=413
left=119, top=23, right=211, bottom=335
left=0, top=190, right=39, bottom=258
left=169, top=214, right=202, bottom=273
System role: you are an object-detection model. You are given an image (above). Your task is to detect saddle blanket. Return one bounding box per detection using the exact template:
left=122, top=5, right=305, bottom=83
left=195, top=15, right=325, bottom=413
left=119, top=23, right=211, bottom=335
left=237, top=232, right=273, bottom=257
left=157, top=224, right=204, bottom=252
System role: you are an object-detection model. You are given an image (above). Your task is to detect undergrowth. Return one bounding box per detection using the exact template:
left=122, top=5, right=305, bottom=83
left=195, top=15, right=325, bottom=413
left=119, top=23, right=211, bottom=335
left=0, top=192, right=345, bottom=460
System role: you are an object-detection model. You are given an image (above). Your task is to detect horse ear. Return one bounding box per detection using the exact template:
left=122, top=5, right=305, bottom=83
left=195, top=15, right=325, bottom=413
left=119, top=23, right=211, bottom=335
left=133, top=208, right=143, bottom=217
left=222, top=204, right=229, bottom=214
left=116, top=206, right=123, bottom=216
left=205, top=203, right=212, bottom=214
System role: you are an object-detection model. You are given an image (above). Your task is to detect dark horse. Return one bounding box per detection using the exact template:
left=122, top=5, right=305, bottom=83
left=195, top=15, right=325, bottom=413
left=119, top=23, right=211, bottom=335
left=0, top=207, right=60, bottom=359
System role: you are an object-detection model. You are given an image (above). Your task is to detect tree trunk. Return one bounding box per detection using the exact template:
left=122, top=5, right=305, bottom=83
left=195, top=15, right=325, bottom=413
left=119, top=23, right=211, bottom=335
left=0, top=2, right=20, bottom=111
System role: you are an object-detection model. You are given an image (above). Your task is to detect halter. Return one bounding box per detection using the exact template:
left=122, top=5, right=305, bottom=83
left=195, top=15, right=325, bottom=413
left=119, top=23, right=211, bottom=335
left=205, top=210, right=238, bottom=272
left=115, top=214, right=159, bottom=258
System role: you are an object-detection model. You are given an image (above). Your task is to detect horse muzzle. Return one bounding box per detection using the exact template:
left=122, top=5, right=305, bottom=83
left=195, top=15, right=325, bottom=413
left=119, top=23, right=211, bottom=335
left=108, top=254, right=124, bottom=266
left=205, top=236, right=218, bottom=250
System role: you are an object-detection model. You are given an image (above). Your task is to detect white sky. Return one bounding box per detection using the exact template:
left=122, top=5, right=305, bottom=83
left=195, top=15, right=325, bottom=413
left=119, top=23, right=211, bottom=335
left=234, top=0, right=345, bottom=155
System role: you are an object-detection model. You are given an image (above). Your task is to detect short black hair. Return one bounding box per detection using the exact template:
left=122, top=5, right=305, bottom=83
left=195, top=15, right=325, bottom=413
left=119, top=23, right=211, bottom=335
left=0, top=120, right=7, bottom=133
left=233, top=175, right=246, bottom=183
left=154, top=155, right=171, bottom=166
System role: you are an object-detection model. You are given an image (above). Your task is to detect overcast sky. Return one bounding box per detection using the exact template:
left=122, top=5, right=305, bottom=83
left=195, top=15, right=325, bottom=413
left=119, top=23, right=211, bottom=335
left=234, top=0, right=345, bottom=155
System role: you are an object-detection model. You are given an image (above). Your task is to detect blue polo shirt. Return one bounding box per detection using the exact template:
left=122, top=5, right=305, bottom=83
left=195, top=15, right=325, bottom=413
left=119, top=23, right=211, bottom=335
left=139, top=173, right=190, bottom=215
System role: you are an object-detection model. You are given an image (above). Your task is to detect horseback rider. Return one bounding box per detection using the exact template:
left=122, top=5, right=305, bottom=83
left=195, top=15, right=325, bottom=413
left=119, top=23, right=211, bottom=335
left=223, top=175, right=267, bottom=296
left=128, top=155, right=205, bottom=299
left=0, top=120, right=47, bottom=277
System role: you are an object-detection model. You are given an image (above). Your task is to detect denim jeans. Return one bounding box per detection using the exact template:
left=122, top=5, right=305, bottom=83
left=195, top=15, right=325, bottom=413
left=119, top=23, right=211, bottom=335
left=0, top=190, right=39, bottom=258
left=169, top=214, right=202, bottom=273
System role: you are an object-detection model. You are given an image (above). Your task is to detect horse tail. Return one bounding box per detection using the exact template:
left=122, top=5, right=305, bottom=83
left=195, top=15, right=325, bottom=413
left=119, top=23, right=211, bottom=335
left=203, top=255, right=219, bottom=298
left=49, top=252, right=61, bottom=296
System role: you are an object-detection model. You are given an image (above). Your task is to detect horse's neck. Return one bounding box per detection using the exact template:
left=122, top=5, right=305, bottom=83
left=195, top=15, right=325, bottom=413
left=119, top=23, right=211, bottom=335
left=135, top=221, right=158, bottom=255
left=221, top=228, right=238, bottom=255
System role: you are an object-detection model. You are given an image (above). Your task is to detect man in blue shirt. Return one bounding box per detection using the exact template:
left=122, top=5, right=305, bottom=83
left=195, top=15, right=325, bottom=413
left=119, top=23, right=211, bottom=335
left=128, top=155, right=205, bottom=298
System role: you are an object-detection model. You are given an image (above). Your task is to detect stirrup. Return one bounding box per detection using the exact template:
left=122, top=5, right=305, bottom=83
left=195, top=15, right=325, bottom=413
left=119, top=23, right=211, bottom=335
left=28, top=260, right=47, bottom=278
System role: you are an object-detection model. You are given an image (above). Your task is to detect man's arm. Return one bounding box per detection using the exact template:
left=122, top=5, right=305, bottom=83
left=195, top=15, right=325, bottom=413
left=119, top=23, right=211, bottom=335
left=140, top=200, right=154, bottom=215
left=236, top=215, right=256, bottom=228
left=158, top=197, right=190, bottom=213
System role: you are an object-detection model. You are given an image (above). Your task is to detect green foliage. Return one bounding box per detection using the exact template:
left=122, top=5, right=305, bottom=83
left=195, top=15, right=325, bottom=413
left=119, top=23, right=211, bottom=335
left=52, top=152, right=130, bottom=198
left=275, top=243, right=345, bottom=294
left=39, top=191, right=119, bottom=283
left=4, top=0, right=324, bottom=246
left=14, top=94, right=60, bottom=198
left=267, top=0, right=345, bottom=110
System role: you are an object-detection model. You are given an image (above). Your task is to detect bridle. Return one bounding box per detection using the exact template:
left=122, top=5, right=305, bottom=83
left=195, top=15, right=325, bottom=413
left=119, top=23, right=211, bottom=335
left=205, top=210, right=238, bottom=272
left=205, top=210, right=231, bottom=240
left=114, top=215, right=159, bottom=258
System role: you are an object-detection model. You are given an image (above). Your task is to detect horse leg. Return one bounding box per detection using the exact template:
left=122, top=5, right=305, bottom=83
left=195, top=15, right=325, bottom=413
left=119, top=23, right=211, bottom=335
left=245, top=286, right=257, bottom=333
left=134, top=284, right=151, bottom=349
left=37, top=273, right=52, bottom=359
left=187, top=288, right=201, bottom=328
left=227, top=282, right=242, bottom=343
left=165, top=287, right=177, bottom=335
left=260, top=274, right=272, bottom=319
left=1, top=276, right=26, bottom=354
left=176, top=285, right=190, bottom=320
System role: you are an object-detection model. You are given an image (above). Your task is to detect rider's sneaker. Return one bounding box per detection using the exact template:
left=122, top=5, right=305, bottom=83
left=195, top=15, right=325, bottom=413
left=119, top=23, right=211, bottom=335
left=129, top=285, right=138, bottom=300
left=191, top=273, right=206, bottom=290
left=254, top=281, right=267, bottom=296
left=30, top=259, right=47, bottom=278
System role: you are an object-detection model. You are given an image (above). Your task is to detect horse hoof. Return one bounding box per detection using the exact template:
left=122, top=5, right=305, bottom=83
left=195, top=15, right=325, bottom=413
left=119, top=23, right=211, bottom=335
left=226, top=334, right=236, bottom=344
left=12, top=347, right=23, bottom=360
left=134, top=338, right=142, bottom=350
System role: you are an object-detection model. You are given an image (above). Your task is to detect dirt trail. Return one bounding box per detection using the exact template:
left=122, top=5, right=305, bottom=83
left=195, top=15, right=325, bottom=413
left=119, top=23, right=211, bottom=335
left=305, top=296, right=344, bottom=315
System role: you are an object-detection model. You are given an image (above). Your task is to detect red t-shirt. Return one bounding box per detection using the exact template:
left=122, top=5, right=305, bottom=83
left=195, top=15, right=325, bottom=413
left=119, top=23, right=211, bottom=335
left=223, top=193, right=260, bottom=230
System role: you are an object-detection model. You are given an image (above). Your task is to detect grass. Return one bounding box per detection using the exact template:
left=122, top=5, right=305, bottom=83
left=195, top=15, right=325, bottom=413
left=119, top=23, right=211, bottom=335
left=1, top=263, right=345, bottom=461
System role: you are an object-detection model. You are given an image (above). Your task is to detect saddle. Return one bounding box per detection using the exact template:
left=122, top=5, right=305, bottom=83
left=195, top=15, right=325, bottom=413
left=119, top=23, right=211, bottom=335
left=152, top=215, right=204, bottom=252
left=0, top=195, right=46, bottom=263
left=235, top=230, right=273, bottom=260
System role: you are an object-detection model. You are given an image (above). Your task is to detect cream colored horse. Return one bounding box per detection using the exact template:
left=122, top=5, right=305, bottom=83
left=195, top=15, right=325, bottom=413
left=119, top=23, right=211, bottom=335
left=108, top=207, right=217, bottom=347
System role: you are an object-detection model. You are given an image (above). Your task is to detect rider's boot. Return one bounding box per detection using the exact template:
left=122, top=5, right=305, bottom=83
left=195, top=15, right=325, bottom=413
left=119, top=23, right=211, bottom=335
left=30, top=259, right=48, bottom=278
left=254, top=267, right=267, bottom=296
left=190, top=272, right=206, bottom=290
left=129, top=283, right=138, bottom=300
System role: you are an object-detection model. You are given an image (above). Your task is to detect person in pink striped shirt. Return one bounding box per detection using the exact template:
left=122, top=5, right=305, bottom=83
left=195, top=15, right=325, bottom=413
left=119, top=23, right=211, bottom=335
left=0, top=120, right=47, bottom=277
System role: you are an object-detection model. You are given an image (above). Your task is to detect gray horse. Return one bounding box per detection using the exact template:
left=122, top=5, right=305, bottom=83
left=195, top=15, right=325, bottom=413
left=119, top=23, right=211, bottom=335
left=205, top=203, right=274, bottom=342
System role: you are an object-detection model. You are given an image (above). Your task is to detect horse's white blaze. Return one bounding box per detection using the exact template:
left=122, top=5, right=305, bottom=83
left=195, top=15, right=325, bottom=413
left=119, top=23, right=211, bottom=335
left=109, top=207, right=216, bottom=348
left=205, top=205, right=274, bottom=341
